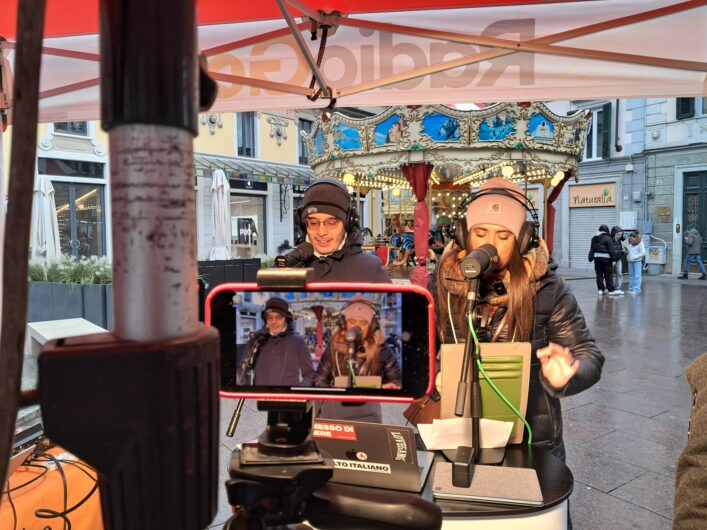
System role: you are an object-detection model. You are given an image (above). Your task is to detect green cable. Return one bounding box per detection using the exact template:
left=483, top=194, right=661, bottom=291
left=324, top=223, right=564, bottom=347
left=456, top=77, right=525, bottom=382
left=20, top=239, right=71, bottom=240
left=348, top=359, right=357, bottom=387
left=467, top=314, right=533, bottom=446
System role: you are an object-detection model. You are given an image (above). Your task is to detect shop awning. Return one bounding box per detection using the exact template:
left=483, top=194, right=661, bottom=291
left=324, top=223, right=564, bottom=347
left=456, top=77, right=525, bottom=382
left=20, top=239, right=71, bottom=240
left=194, top=154, right=314, bottom=187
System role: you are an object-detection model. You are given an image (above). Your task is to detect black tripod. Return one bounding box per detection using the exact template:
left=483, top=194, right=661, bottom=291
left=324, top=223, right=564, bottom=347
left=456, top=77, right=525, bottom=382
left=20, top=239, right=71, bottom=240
left=223, top=401, right=442, bottom=530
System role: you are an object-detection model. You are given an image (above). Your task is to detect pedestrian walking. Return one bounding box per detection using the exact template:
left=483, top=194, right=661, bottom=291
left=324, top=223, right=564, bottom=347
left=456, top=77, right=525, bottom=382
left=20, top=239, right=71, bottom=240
left=611, top=226, right=627, bottom=290
left=678, top=224, right=706, bottom=280
left=589, top=224, right=623, bottom=295
left=626, top=232, right=646, bottom=294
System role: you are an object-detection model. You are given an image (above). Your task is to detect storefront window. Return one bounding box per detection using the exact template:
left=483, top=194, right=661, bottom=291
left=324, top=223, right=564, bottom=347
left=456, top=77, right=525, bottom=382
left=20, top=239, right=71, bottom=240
left=230, top=194, right=266, bottom=258
left=38, top=158, right=104, bottom=179
left=55, top=182, right=106, bottom=257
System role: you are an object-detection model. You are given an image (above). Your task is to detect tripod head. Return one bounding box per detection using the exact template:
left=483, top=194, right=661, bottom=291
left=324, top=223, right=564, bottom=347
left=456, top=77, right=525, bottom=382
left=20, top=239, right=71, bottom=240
left=224, top=400, right=334, bottom=529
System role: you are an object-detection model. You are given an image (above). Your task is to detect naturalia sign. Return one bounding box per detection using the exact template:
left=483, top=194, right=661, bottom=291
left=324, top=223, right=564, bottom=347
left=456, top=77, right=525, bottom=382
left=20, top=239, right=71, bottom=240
left=569, top=183, right=616, bottom=208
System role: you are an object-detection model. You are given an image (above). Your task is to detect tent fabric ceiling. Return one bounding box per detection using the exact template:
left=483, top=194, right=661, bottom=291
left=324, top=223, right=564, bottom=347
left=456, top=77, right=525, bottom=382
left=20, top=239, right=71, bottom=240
left=0, top=0, right=705, bottom=122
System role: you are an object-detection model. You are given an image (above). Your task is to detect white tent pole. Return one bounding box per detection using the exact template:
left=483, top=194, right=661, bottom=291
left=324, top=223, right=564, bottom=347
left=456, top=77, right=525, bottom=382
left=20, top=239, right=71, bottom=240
left=110, top=124, right=198, bottom=342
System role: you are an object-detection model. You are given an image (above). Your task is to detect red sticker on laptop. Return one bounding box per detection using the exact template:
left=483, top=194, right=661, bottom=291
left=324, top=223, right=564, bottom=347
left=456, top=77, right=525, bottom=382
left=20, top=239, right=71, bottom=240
left=313, top=421, right=358, bottom=441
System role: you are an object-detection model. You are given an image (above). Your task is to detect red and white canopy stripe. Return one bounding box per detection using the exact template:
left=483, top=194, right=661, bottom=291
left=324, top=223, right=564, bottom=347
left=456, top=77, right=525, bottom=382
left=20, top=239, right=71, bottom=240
left=0, top=0, right=705, bottom=121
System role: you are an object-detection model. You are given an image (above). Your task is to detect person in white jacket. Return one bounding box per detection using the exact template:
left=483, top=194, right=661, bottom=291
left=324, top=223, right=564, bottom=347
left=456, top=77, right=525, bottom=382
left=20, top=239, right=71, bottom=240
left=626, top=233, right=646, bottom=294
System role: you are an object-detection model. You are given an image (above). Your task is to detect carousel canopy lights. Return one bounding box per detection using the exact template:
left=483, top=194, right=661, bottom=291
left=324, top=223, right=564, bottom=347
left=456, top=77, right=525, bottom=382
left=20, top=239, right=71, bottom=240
left=551, top=170, right=565, bottom=187
left=302, top=103, right=591, bottom=188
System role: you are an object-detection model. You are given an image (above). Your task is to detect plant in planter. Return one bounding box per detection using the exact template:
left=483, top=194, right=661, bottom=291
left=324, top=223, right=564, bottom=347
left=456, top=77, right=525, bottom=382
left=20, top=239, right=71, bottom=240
left=28, top=255, right=114, bottom=329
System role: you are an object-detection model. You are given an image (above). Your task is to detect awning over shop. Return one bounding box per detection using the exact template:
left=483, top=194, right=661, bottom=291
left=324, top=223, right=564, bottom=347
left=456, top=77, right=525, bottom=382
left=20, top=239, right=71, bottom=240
left=194, top=154, right=313, bottom=187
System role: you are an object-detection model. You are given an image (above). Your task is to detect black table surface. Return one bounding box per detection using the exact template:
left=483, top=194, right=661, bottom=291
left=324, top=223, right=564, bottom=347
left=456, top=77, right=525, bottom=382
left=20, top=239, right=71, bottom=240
left=421, top=444, right=574, bottom=517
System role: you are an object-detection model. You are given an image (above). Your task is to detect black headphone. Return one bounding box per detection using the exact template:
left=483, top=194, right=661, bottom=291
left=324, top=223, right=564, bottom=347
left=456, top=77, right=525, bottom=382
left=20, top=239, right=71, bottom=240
left=296, top=179, right=360, bottom=236
left=451, top=187, right=540, bottom=255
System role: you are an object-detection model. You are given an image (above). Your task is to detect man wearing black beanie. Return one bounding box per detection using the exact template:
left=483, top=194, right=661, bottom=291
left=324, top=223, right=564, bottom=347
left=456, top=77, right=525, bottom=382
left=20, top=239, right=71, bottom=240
left=300, top=178, right=390, bottom=422
left=299, top=178, right=390, bottom=283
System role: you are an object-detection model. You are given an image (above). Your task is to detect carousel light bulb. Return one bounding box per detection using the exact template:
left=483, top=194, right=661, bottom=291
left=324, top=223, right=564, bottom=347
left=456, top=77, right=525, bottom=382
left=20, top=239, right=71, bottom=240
left=392, top=188, right=401, bottom=197
left=343, top=172, right=355, bottom=185
left=551, top=170, right=565, bottom=186
left=502, top=165, right=514, bottom=178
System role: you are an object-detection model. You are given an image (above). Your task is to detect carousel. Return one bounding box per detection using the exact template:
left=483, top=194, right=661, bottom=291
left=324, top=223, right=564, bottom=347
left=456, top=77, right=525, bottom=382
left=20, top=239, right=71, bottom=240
left=302, top=102, right=591, bottom=285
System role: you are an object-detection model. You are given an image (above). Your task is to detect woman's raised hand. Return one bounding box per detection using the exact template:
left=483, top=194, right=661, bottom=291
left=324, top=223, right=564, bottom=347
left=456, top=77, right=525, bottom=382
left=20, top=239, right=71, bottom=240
left=536, top=342, right=580, bottom=390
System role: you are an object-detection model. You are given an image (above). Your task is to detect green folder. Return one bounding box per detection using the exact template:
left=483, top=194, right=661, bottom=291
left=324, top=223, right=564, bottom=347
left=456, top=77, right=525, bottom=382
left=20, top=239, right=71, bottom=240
left=439, top=342, right=531, bottom=444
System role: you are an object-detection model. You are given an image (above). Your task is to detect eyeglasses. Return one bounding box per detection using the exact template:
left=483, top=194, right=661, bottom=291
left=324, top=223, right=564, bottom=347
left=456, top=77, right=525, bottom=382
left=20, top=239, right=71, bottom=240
left=305, top=218, right=341, bottom=229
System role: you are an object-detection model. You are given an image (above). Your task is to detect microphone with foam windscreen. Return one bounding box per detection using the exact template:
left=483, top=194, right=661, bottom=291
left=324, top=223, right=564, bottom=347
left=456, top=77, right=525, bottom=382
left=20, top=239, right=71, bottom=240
left=460, top=244, right=499, bottom=279
left=275, top=242, right=314, bottom=268
left=344, top=326, right=363, bottom=357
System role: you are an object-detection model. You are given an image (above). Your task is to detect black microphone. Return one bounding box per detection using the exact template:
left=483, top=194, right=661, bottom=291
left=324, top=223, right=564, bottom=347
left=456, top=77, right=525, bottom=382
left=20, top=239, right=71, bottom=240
left=275, top=242, right=314, bottom=268
left=344, top=326, right=363, bottom=356
left=239, top=329, right=269, bottom=379
left=460, top=244, right=499, bottom=279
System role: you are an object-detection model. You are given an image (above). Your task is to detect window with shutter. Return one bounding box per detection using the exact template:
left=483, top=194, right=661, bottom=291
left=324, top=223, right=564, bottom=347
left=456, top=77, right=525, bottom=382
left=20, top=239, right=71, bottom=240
left=298, top=119, right=313, bottom=165
left=583, top=105, right=609, bottom=161
left=601, top=102, right=612, bottom=159
left=237, top=112, right=256, bottom=158
left=676, top=98, right=695, bottom=120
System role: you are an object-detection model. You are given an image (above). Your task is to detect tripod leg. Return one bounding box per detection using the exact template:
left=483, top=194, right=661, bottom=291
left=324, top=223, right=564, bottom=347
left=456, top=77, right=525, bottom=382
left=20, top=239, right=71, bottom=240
left=223, top=507, right=263, bottom=530
left=227, top=398, right=245, bottom=437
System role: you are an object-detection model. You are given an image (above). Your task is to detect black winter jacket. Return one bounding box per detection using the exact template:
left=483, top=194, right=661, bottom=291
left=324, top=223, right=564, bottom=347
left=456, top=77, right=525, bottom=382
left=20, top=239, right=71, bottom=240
left=313, top=342, right=401, bottom=389
left=244, top=330, right=314, bottom=387
left=589, top=232, right=614, bottom=262
left=610, top=226, right=626, bottom=261
left=303, top=235, right=391, bottom=283
left=315, top=342, right=400, bottom=423
left=437, top=265, right=604, bottom=462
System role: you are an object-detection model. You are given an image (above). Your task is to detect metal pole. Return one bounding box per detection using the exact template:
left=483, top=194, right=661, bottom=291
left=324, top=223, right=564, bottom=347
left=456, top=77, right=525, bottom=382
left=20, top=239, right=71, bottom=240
left=102, top=0, right=199, bottom=342
left=0, top=0, right=46, bottom=488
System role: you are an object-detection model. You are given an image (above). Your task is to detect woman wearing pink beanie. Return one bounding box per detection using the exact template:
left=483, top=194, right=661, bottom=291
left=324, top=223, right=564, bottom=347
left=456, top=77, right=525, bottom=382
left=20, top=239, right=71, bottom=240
left=435, top=177, right=604, bottom=464
left=314, top=296, right=402, bottom=423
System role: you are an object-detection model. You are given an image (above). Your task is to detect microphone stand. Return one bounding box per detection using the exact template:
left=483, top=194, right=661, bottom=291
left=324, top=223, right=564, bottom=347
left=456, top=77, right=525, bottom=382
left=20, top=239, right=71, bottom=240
left=346, top=338, right=357, bottom=388
left=454, top=277, right=481, bottom=463
left=226, top=335, right=265, bottom=437
left=451, top=244, right=503, bottom=485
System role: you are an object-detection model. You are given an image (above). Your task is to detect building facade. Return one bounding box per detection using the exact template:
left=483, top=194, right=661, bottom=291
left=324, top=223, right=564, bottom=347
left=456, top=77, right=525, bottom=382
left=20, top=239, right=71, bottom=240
left=554, top=97, right=707, bottom=274
left=1, top=108, right=393, bottom=264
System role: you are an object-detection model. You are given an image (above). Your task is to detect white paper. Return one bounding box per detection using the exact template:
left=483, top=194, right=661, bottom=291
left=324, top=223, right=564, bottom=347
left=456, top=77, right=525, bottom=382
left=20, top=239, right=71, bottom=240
left=417, top=418, right=514, bottom=451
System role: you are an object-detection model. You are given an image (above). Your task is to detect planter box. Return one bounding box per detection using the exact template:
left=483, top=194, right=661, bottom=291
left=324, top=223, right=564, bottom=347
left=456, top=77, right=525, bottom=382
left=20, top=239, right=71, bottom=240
left=28, top=282, right=113, bottom=330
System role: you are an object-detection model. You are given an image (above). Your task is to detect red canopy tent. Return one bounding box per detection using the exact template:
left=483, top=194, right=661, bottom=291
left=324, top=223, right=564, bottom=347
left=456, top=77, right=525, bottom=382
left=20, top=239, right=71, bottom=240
left=0, top=0, right=705, bottom=525
left=0, top=0, right=705, bottom=122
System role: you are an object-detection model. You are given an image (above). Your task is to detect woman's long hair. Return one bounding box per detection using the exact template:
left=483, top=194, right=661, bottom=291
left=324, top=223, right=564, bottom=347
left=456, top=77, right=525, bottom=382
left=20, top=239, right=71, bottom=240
left=330, top=322, right=385, bottom=376
left=436, top=240, right=535, bottom=343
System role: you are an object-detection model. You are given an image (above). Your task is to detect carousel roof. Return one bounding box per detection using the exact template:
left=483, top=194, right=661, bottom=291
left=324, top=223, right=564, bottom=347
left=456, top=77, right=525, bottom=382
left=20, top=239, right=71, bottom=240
left=302, top=102, right=591, bottom=190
